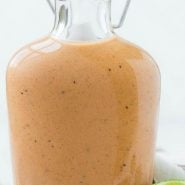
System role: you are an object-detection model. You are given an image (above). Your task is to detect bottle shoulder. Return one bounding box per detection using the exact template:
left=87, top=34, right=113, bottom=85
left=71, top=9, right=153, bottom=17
left=114, top=36, right=160, bottom=74
left=7, top=35, right=160, bottom=95
left=7, top=35, right=160, bottom=79
left=116, top=36, right=156, bottom=61
left=7, top=36, right=61, bottom=69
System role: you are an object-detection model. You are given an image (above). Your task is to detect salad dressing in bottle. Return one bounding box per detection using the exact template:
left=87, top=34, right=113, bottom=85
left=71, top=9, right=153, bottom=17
left=7, top=0, right=160, bottom=185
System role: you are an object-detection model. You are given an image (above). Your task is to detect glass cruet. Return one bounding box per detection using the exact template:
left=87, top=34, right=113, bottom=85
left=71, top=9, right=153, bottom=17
left=6, top=0, right=160, bottom=185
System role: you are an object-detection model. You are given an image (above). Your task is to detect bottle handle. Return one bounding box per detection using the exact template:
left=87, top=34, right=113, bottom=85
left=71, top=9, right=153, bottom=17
left=111, top=0, right=131, bottom=29
left=46, top=0, right=55, bottom=14
left=46, top=0, right=131, bottom=29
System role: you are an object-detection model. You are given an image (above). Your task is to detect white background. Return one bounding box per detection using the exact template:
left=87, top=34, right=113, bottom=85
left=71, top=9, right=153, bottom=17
left=0, top=0, right=185, bottom=184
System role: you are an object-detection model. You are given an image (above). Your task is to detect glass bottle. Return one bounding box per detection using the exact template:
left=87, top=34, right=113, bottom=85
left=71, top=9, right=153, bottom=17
left=6, top=0, right=160, bottom=185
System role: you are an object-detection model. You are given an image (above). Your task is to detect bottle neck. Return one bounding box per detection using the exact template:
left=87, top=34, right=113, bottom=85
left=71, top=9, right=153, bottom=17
left=52, top=0, right=113, bottom=42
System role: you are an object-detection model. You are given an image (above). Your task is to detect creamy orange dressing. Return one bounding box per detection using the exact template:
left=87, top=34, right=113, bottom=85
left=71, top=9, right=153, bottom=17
left=7, top=36, right=160, bottom=185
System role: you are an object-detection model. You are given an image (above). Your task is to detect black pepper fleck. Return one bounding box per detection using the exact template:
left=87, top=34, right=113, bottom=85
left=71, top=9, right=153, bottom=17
left=119, top=65, right=122, bottom=68
left=86, top=148, right=90, bottom=152
left=125, top=106, right=129, bottom=109
left=20, top=92, right=24, bottom=95
left=126, top=147, right=130, bottom=151
left=108, top=68, right=112, bottom=72
left=73, top=80, right=76, bottom=84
